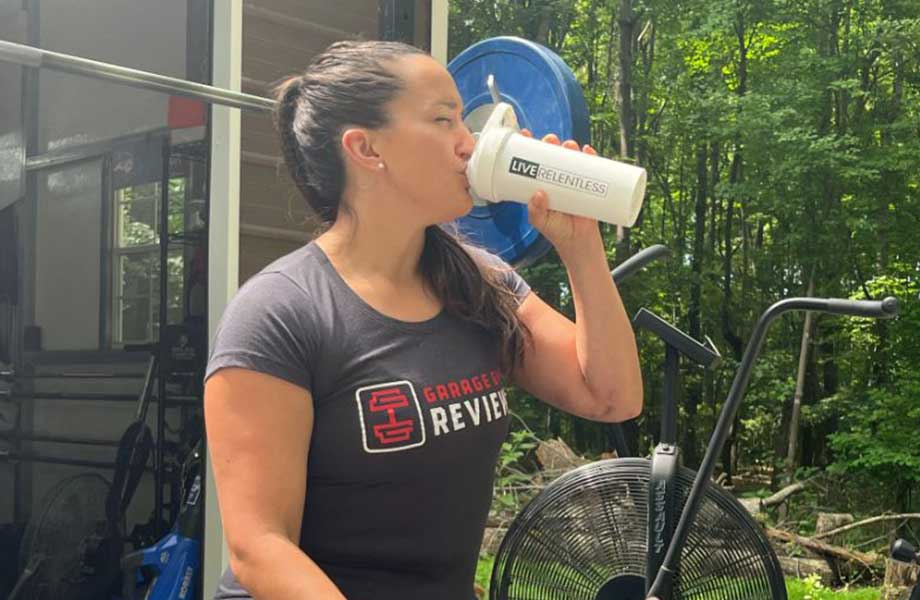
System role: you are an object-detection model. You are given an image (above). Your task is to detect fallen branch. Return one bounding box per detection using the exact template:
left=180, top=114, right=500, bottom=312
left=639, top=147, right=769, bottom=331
left=739, top=477, right=817, bottom=516
left=812, top=513, right=920, bottom=541
left=767, top=527, right=881, bottom=568
left=761, top=479, right=812, bottom=508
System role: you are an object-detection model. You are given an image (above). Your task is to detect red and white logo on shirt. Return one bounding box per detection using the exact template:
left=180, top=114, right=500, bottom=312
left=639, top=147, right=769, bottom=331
left=355, top=381, right=426, bottom=453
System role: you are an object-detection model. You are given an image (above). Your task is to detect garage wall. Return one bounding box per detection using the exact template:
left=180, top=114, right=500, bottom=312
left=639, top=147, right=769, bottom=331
left=237, top=1, right=435, bottom=283
left=238, top=0, right=380, bottom=282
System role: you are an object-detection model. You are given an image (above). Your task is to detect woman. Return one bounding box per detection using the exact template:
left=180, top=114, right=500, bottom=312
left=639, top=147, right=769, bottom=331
left=204, top=40, right=642, bottom=600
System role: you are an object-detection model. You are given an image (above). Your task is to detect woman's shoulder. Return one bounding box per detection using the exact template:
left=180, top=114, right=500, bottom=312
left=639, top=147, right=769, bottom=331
left=218, top=242, right=334, bottom=331
left=230, top=241, right=346, bottom=311
left=244, top=241, right=326, bottom=296
left=206, top=243, right=328, bottom=390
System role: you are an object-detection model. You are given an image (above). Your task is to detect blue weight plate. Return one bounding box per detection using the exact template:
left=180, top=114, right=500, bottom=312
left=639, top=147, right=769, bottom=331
left=449, top=36, right=591, bottom=267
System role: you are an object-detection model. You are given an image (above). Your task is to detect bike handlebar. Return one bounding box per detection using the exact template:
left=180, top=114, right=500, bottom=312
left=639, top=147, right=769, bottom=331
left=611, top=244, right=670, bottom=285
left=891, top=539, right=919, bottom=564
left=818, top=296, right=899, bottom=318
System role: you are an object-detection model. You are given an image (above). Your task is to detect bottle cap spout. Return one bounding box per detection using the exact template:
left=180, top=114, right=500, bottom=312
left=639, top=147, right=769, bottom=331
left=467, top=103, right=519, bottom=204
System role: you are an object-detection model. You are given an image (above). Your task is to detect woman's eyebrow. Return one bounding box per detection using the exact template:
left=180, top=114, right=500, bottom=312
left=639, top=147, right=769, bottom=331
left=434, top=100, right=460, bottom=110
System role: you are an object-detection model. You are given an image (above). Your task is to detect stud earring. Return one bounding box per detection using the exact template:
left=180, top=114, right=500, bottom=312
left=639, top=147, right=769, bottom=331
left=378, top=162, right=385, bottom=169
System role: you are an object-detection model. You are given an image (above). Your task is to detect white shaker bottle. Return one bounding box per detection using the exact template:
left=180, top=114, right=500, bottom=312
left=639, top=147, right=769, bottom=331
left=466, top=102, right=647, bottom=227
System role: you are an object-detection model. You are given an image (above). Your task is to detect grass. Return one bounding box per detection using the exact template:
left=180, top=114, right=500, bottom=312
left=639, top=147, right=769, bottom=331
left=476, top=553, right=496, bottom=595
left=785, top=576, right=881, bottom=600
left=476, top=555, right=883, bottom=600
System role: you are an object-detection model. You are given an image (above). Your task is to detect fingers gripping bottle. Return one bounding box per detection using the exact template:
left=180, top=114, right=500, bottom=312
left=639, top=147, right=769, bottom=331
left=466, top=102, right=647, bottom=227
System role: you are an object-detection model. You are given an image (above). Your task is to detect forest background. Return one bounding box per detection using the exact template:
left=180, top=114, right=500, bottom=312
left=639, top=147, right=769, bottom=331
left=446, top=0, right=920, bottom=563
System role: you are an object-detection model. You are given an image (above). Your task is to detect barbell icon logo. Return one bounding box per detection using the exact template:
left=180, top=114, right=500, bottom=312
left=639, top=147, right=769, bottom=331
left=355, top=380, right=426, bottom=453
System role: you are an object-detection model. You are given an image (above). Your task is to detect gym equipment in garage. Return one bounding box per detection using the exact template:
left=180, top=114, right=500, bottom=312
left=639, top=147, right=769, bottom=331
left=121, top=440, right=204, bottom=600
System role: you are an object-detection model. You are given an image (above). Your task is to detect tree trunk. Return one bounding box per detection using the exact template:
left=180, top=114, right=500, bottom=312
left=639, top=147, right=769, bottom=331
left=785, top=273, right=816, bottom=482
left=719, top=5, right=752, bottom=485
left=684, top=143, right=708, bottom=467
left=615, top=0, right=636, bottom=252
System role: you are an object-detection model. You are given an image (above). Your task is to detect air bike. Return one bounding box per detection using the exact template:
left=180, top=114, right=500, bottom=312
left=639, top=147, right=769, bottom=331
left=489, top=245, right=899, bottom=600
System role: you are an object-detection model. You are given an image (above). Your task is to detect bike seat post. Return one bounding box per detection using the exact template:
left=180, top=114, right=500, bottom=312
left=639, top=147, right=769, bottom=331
left=661, top=344, right=679, bottom=446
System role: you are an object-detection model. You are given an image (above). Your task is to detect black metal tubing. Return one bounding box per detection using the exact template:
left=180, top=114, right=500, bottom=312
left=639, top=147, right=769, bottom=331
left=633, top=308, right=722, bottom=370
left=606, top=245, right=671, bottom=460
left=137, top=354, right=157, bottom=421
left=21, top=350, right=152, bottom=364
left=891, top=539, right=920, bottom=564
left=0, top=40, right=274, bottom=112
left=609, top=424, right=631, bottom=459
left=647, top=444, right=679, bottom=591
left=0, top=369, right=144, bottom=382
left=1, top=369, right=146, bottom=380
left=379, top=0, right=417, bottom=45
left=155, top=139, right=171, bottom=538
left=14, top=0, right=40, bottom=528
left=661, top=345, right=679, bottom=446
left=0, top=431, right=120, bottom=447
left=0, top=449, right=156, bottom=472
left=611, top=244, right=670, bottom=285
left=646, top=296, right=899, bottom=599
left=3, top=391, right=198, bottom=405
left=8, top=392, right=144, bottom=402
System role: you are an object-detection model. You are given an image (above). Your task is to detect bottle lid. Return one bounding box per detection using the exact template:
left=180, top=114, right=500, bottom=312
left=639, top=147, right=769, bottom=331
left=466, top=103, right=518, bottom=204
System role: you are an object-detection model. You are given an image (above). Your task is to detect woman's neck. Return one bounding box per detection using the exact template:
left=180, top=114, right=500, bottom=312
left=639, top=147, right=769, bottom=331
left=315, top=214, right=428, bottom=288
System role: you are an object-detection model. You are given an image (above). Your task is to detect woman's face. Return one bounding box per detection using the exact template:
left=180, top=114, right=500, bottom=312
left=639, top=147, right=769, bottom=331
left=374, top=54, right=478, bottom=224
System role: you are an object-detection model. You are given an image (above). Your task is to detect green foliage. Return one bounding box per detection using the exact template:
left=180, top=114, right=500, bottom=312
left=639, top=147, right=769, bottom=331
left=453, top=0, right=920, bottom=523
left=492, top=425, right=540, bottom=518
left=824, top=271, right=920, bottom=500
left=786, top=576, right=881, bottom=600
left=476, top=553, right=495, bottom=597
left=828, top=375, right=920, bottom=486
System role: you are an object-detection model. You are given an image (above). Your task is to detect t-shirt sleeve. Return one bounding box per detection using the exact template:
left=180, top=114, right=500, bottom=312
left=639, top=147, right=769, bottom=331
left=204, top=272, right=318, bottom=392
left=467, top=244, right=532, bottom=305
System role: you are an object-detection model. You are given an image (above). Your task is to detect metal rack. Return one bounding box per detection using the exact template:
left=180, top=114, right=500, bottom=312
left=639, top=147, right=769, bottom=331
left=0, top=357, right=201, bottom=531
left=0, top=136, right=208, bottom=535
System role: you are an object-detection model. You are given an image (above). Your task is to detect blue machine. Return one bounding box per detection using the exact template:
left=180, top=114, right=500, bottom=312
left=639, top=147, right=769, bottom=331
left=121, top=444, right=203, bottom=600
left=448, top=36, right=591, bottom=267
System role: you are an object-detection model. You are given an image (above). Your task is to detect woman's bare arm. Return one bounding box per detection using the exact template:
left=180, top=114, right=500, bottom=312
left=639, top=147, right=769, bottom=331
left=205, top=367, right=347, bottom=599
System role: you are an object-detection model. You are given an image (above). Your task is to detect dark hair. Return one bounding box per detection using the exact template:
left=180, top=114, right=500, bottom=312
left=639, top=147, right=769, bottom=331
left=272, top=40, right=531, bottom=375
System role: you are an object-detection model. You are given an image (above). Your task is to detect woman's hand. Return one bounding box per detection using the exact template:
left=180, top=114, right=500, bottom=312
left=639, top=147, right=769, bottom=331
left=520, top=129, right=602, bottom=259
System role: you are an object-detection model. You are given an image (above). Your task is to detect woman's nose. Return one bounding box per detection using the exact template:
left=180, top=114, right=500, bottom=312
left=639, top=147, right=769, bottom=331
left=457, top=125, right=476, bottom=160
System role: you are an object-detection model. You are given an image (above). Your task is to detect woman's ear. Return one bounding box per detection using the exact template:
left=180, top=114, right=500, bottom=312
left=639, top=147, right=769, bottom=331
left=341, top=128, right=383, bottom=172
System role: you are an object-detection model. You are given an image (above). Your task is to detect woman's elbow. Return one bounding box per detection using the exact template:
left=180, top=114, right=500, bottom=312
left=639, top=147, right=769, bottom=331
left=228, top=551, right=252, bottom=592
left=226, top=531, right=278, bottom=592
left=594, top=385, right=643, bottom=423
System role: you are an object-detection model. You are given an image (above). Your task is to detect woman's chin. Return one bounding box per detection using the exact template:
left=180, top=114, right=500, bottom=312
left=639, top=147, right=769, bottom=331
left=441, top=192, right=475, bottom=222
left=458, top=194, right=476, bottom=218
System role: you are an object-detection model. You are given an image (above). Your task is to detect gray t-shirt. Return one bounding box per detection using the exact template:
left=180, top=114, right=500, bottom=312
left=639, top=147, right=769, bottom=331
left=205, top=240, right=530, bottom=600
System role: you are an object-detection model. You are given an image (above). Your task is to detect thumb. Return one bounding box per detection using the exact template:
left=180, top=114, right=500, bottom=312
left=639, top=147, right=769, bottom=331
left=527, top=190, right=549, bottom=225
